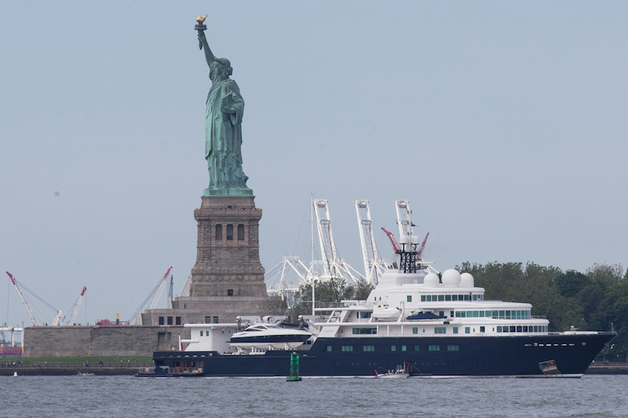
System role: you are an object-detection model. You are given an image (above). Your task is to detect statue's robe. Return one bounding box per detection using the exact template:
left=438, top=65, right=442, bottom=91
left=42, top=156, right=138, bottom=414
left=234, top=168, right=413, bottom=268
left=205, top=78, right=248, bottom=190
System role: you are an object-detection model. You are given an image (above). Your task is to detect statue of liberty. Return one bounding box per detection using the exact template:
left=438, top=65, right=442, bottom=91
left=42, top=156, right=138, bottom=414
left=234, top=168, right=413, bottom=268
left=196, top=15, right=251, bottom=196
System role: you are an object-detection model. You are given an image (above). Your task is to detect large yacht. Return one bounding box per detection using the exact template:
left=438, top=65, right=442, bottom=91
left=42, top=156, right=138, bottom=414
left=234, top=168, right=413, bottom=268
left=145, top=223, right=614, bottom=377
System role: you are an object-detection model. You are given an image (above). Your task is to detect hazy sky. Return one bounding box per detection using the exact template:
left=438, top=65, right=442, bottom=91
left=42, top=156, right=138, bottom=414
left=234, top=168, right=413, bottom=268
left=1, top=2, right=627, bottom=327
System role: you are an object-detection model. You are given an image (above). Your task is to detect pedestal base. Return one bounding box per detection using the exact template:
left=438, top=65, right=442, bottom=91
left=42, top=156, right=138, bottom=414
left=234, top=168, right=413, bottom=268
left=141, top=194, right=269, bottom=325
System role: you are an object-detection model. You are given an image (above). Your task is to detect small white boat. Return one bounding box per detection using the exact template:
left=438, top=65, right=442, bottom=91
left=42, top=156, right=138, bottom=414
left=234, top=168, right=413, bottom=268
left=372, top=303, right=401, bottom=320
left=12, top=371, right=18, bottom=377
left=375, top=365, right=409, bottom=378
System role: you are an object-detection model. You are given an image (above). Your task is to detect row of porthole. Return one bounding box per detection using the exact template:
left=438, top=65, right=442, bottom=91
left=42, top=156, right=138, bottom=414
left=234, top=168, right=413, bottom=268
left=525, top=343, right=577, bottom=347
left=339, top=361, right=504, bottom=367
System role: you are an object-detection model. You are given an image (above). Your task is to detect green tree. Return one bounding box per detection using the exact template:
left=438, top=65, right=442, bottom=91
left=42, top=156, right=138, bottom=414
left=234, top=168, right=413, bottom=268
left=583, top=264, right=627, bottom=360
left=263, top=295, right=289, bottom=316
left=461, top=261, right=584, bottom=332
left=585, top=264, right=625, bottom=330
left=289, top=278, right=374, bottom=320
left=555, top=270, right=590, bottom=299
left=523, top=262, right=581, bottom=332
left=349, top=280, right=375, bottom=301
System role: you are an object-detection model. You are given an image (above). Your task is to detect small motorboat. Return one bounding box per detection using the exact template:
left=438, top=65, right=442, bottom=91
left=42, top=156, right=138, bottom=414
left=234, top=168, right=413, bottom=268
left=375, top=365, right=409, bottom=378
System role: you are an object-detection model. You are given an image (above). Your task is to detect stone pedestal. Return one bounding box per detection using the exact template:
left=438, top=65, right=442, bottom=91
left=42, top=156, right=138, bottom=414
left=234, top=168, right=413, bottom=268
left=190, top=195, right=267, bottom=298
left=141, top=195, right=269, bottom=325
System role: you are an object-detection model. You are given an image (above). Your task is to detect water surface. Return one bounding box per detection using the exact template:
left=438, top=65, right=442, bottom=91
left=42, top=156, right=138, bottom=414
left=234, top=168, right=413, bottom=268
left=3, top=374, right=625, bottom=417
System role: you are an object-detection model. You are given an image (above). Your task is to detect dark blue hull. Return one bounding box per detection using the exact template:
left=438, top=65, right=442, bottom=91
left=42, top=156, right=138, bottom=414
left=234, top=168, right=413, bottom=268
left=151, top=332, right=614, bottom=377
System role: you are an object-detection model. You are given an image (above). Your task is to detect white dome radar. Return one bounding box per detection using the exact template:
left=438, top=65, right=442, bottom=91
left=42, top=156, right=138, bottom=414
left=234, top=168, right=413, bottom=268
left=460, top=272, right=475, bottom=288
left=423, top=272, right=440, bottom=288
left=442, top=269, right=461, bottom=287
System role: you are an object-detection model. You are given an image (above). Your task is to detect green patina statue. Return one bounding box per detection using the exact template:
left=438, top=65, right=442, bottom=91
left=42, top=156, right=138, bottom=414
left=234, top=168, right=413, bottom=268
left=196, top=15, right=252, bottom=196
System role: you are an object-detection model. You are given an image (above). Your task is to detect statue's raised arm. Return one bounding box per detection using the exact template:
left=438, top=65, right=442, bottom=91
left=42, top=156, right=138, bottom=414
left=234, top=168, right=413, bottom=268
left=195, top=15, right=217, bottom=67
left=198, top=30, right=217, bottom=67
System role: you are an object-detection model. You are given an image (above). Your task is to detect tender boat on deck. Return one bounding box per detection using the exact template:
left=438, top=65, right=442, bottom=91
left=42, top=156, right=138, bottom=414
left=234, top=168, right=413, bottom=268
left=230, top=323, right=312, bottom=351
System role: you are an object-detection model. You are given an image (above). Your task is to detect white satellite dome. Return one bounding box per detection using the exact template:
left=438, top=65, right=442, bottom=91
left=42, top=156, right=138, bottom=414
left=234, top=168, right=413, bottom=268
left=441, top=269, right=461, bottom=287
left=423, top=272, right=440, bottom=288
left=460, top=272, right=475, bottom=288
left=410, top=235, right=420, bottom=245
left=399, top=235, right=409, bottom=244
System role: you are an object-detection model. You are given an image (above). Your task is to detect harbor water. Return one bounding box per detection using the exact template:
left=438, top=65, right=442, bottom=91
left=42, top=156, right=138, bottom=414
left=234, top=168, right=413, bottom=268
left=3, top=374, right=627, bottom=417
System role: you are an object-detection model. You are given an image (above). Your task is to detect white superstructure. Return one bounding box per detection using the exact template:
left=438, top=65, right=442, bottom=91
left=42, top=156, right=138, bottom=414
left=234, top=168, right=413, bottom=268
left=315, top=267, right=549, bottom=339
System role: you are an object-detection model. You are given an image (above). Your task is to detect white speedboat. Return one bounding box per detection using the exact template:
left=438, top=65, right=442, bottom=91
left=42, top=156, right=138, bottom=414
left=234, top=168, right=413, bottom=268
left=230, top=323, right=312, bottom=351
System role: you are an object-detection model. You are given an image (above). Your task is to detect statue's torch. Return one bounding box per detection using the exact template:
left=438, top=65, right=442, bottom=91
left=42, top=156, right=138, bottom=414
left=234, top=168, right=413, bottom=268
left=195, top=14, right=208, bottom=49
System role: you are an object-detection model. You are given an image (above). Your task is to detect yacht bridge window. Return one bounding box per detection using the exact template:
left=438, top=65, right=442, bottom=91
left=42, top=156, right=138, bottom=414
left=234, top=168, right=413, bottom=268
left=421, top=294, right=484, bottom=302
left=497, top=325, right=547, bottom=333
left=454, top=310, right=531, bottom=319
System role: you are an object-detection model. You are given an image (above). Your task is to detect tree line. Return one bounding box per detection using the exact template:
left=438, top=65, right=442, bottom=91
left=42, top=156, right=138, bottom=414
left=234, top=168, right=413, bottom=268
left=459, top=261, right=626, bottom=361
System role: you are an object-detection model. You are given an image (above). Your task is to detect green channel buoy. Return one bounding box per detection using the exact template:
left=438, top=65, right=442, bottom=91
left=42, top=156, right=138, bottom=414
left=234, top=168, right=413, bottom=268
left=286, top=352, right=302, bottom=381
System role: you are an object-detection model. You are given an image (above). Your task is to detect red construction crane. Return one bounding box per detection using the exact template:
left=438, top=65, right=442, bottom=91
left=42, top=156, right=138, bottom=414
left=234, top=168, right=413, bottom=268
left=7, top=271, right=87, bottom=326
left=417, top=232, right=430, bottom=259
left=128, top=266, right=173, bottom=324
left=381, top=228, right=402, bottom=254
left=6, top=271, right=41, bottom=326
left=65, top=286, right=87, bottom=325
left=149, top=267, right=172, bottom=310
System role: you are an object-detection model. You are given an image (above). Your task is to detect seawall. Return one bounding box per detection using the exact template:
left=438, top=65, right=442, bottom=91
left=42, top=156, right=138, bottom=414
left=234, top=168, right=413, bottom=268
left=0, top=366, right=139, bottom=376
left=23, top=325, right=189, bottom=357
left=585, top=365, right=628, bottom=374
